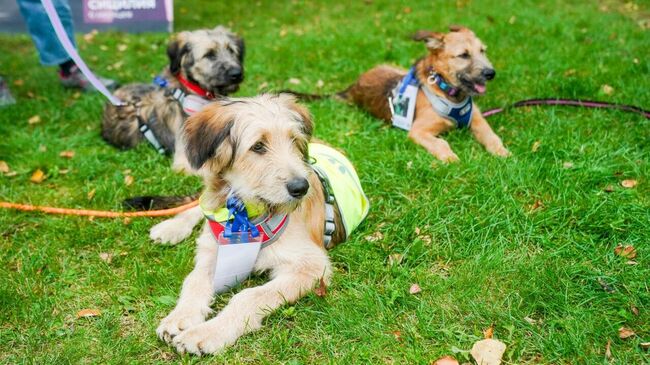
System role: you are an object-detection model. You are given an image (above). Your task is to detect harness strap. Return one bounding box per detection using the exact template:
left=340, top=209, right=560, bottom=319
left=136, top=110, right=167, bottom=155
left=312, top=165, right=339, bottom=249
left=206, top=212, right=289, bottom=249
left=420, top=86, right=473, bottom=129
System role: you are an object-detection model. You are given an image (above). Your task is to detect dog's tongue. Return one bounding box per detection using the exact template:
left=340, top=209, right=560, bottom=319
left=474, top=84, right=486, bottom=94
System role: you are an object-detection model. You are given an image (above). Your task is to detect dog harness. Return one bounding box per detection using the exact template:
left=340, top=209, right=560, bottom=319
left=203, top=143, right=369, bottom=293
left=395, top=67, right=474, bottom=129
left=136, top=75, right=213, bottom=154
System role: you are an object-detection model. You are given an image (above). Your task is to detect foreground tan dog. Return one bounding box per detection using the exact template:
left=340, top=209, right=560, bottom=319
left=102, top=26, right=244, bottom=173
left=152, top=94, right=367, bottom=355
left=343, top=26, right=510, bottom=162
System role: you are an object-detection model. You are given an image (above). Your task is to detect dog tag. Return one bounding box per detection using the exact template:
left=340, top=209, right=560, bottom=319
left=390, top=84, right=418, bottom=131
left=213, top=232, right=263, bottom=293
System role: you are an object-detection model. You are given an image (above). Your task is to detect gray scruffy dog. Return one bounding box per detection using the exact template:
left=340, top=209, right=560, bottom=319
left=102, top=26, right=245, bottom=173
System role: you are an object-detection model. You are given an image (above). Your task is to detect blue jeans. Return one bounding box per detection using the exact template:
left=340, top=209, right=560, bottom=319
left=17, top=0, right=75, bottom=66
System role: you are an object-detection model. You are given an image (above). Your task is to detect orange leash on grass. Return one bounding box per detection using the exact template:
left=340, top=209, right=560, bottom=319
left=0, top=200, right=198, bottom=218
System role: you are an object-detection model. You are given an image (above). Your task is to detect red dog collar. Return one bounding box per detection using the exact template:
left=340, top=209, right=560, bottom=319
left=176, top=74, right=214, bottom=99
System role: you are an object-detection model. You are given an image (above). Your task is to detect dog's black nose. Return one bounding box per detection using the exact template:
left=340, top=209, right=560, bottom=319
left=286, top=178, right=309, bottom=198
left=482, top=68, right=496, bottom=80
left=227, top=67, right=243, bottom=82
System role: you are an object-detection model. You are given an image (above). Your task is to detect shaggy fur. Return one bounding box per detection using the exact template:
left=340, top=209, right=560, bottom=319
left=151, top=94, right=349, bottom=355
left=102, top=26, right=245, bottom=173
left=343, top=25, right=510, bottom=162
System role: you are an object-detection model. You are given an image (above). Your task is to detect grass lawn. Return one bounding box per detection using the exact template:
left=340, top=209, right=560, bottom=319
left=1, top=0, right=649, bottom=363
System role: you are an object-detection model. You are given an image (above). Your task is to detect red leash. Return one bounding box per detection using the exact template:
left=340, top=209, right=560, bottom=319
left=483, top=98, right=650, bottom=119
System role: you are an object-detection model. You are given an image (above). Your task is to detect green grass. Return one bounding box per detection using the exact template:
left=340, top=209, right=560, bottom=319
left=1, top=0, right=649, bottom=363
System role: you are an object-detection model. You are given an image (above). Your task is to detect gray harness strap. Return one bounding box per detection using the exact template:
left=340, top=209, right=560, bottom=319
left=312, top=166, right=338, bottom=249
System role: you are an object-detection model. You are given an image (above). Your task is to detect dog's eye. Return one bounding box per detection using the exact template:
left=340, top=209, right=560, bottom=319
left=251, top=141, right=266, bottom=154
left=458, top=51, right=471, bottom=59
left=204, top=50, right=216, bottom=59
left=480, top=48, right=486, bottom=54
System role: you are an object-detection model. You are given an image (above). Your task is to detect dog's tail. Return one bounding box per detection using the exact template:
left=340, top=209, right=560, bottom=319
left=123, top=192, right=201, bottom=210
left=277, top=87, right=352, bottom=102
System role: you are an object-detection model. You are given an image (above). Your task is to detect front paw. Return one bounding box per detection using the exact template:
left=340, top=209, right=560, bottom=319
left=150, top=219, right=194, bottom=245
left=172, top=321, right=234, bottom=355
left=438, top=152, right=460, bottom=164
left=491, top=145, right=511, bottom=157
left=157, top=306, right=209, bottom=344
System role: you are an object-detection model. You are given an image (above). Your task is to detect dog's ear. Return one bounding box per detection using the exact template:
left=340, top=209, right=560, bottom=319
left=280, top=93, right=313, bottom=138
left=449, top=24, right=471, bottom=33
left=412, top=30, right=444, bottom=51
left=184, top=102, right=235, bottom=171
left=167, top=33, right=190, bottom=74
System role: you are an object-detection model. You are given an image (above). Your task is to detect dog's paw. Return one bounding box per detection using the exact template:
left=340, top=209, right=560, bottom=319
left=490, top=145, right=511, bottom=157
left=150, top=219, right=194, bottom=245
left=439, top=152, right=460, bottom=164
left=157, top=306, right=209, bottom=344
left=172, top=321, right=234, bottom=355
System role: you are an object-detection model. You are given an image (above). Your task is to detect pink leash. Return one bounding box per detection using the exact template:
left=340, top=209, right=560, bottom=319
left=483, top=98, right=650, bottom=119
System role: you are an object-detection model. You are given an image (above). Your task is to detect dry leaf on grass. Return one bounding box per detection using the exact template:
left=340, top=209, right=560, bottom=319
left=432, top=356, right=459, bottom=365
left=258, top=81, right=269, bottom=90
left=409, top=283, right=421, bottom=294
left=604, top=184, right=615, bottom=193
left=528, top=200, right=544, bottom=212
left=76, top=308, right=101, bottom=318
left=388, top=253, right=403, bottom=266
left=59, top=150, right=75, bottom=159
left=531, top=140, right=541, bottom=152
left=524, top=316, right=538, bottom=325
left=605, top=339, right=612, bottom=360
left=620, top=179, right=637, bottom=188
left=288, top=78, right=301, bottom=85
left=117, top=44, right=128, bottom=52
left=0, top=161, right=9, bottom=173
left=618, top=327, right=635, bottom=339
left=614, top=245, right=637, bottom=259
left=87, top=189, right=96, bottom=201
left=28, top=115, right=41, bottom=125
left=484, top=324, right=494, bottom=339
left=563, top=161, right=574, bottom=169
left=314, top=277, right=327, bottom=297
left=316, top=79, right=324, bottom=88
left=602, top=84, right=614, bottom=95
left=13, top=79, right=24, bottom=86
left=124, top=175, right=134, bottom=186
left=470, top=338, right=507, bottom=365
left=364, top=231, right=383, bottom=242
left=640, top=342, right=650, bottom=350
left=30, top=169, right=46, bottom=183
left=391, top=330, right=402, bottom=341
left=630, top=304, right=639, bottom=316
left=99, top=252, right=113, bottom=263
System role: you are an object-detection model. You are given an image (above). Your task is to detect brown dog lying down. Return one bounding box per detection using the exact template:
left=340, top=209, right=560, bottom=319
left=342, top=25, right=510, bottom=162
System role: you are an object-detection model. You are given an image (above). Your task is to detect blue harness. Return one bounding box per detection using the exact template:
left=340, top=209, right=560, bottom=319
left=396, top=67, right=473, bottom=129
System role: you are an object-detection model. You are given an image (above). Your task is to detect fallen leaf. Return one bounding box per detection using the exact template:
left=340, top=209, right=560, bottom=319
left=484, top=324, right=494, bottom=339
left=614, top=245, right=637, bottom=259
left=288, top=78, right=301, bottom=85
left=626, top=260, right=637, bottom=265
left=605, top=339, right=612, bottom=360
left=364, top=231, right=383, bottom=242
left=316, top=79, right=324, bottom=88
left=28, top=115, right=41, bottom=125
left=388, top=253, right=403, bottom=266
left=30, top=169, right=46, bottom=183
left=59, top=150, right=75, bottom=159
left=598, top=278, right=615, bottom=293
left=418, top=235, right=432, bottom=245
left=403, top=6, right=412, bottom=13
left=38, top=145, right=47, bottom=152
left=508, top=16, right=516, bottom=24
left=524, top=316, right=537, bottom=325
left=391, top=330, right=402, bottom=341
left=117, top=44, right=128, bottom=52
left=5, top=171, right=17, bottom=177
left=604, top=184, right=615, bottom=193
left=13, top=79, right=24, bottom=86
left=640, top=342, right=650, bottom=350
left=99, top=252, right=113, bottom=263
left=314, top=277, right=327, bottom=297
left=87, top=189, right=96, bottom=201
left=279, top=29, right=288, bottom=37
left=529, top=200, right=544, bottom=212
left=112, top=61, right=124, bottom=70
left=602, top=84, right=614, bottom=95
left=76, top=308, right=101, bottom=318
left=409, top=283, right=422, bottom=294
left=618, top=327, right=635, bottom=340
left=100, top=45, right=108, bottom=51
left=83, top=29, right=97, bottom=42
left=406, top=161, right=413, bottom=169
left=630, top=304, right=639, bottom=316
left=620, top=179, right=637, bottom=188
left=633, top=58, right=639, bottom=64
left=563, top=161, right=574, bottom=169
left=59, top=168, right=70, bottom=174
left=531, top=140, right=541, bottom=152
left=258, top=81, right=269, bottom=90
left=563, top=69, right=577, bottom=76
left=470, top=338, right=507, bottom=365
left=414, top=227, right=421, bottom=235
left=123, top=217, right=132, bottom=225
left=124, top=175, right=134, bottom=186
left=0, top=161, right=9, bottom=173
left=432, top=356, right=459, bottom=365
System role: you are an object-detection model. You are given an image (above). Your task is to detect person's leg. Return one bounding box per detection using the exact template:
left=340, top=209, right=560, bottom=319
left=16, top=0, right=117, bottom=90
left=17, top=0, right=76, bottom=67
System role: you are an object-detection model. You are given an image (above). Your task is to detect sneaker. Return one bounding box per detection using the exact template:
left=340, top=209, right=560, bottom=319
left=0, top=76, right=16, bottom=106
left=59, top=65, right=118, bottom=91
